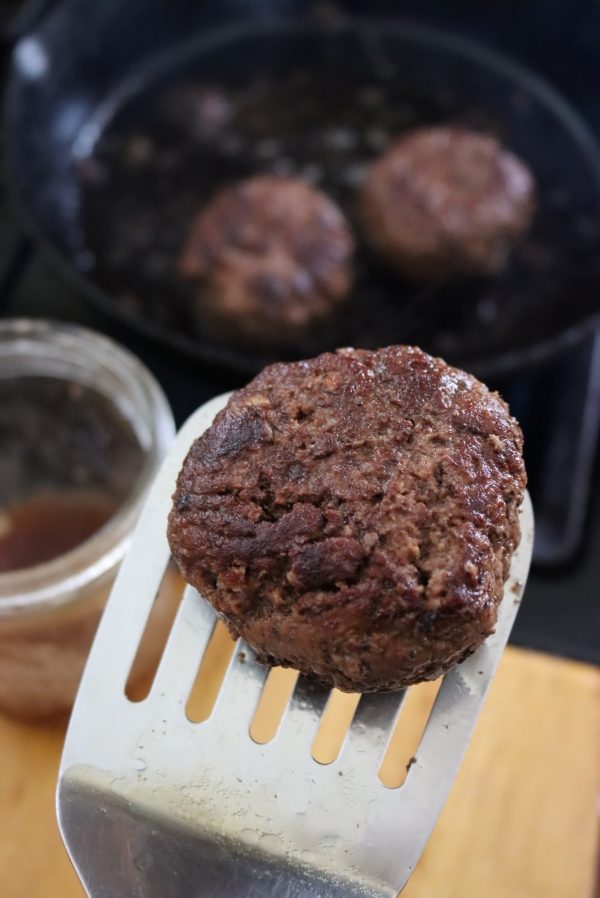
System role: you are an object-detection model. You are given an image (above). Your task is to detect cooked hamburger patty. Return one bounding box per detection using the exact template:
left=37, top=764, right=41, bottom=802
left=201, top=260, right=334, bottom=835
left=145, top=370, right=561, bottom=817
left=179, top=175, right=354, bottom=343
left=360, top=127, right=535, bottom=280
left=168, top=345, right=526, bottom=692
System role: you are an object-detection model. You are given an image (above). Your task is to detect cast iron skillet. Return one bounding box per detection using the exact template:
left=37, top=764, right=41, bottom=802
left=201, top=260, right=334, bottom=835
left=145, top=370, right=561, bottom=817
left=4, top=0, right=600, bottom=377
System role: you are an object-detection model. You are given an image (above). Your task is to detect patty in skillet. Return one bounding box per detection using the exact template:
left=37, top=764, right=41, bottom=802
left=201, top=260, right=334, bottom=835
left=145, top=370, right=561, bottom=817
left=360, top=127, right=535, bottom=280
left=179, top=175, right=354, bottom=344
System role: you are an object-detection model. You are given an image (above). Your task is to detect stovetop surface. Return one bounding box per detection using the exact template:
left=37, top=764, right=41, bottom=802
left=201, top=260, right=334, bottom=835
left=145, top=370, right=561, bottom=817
left=1, top=0, right=600, bottom=665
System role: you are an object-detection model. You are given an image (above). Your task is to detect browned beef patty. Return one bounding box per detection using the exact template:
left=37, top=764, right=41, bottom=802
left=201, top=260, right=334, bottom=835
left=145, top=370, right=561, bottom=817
left=179, top=175, right=354, bottom=344
left=360, top=127, right=535, bottom=280
left=168, top=345, right=526, bottom=693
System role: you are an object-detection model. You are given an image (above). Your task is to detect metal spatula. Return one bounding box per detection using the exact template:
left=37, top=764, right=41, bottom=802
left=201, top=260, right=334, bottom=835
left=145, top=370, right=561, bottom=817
left=57, top=393, right=534, bottom=898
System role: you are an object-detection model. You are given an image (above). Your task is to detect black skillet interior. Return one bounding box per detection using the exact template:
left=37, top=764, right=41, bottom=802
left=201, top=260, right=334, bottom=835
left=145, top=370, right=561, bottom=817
left=5, top=0, right=600, bottom=377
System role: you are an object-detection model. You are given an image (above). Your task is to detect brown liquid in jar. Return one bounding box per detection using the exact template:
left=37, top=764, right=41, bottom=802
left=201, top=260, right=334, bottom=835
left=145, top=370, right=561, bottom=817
left=0, top=375, right=144, bottom=577
left=0, top=490, right=119, bottom=573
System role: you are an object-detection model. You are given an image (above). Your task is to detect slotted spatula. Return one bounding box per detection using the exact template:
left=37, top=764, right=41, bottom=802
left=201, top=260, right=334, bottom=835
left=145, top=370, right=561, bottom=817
left=57, top=392, right=534, bottom=898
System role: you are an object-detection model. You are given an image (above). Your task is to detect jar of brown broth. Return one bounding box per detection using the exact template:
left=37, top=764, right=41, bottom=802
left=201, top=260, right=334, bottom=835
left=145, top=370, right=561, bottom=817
left=0, top=319, right=175, bottom=719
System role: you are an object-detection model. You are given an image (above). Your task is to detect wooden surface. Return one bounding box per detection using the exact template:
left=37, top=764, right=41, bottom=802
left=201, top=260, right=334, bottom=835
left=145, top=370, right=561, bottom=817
left=1, top=646, right=599, bottom=898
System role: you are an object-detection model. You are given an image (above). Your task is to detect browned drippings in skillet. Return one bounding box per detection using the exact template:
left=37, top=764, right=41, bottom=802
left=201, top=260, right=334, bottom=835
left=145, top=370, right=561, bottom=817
left=74, top=21, right=600, bottom=375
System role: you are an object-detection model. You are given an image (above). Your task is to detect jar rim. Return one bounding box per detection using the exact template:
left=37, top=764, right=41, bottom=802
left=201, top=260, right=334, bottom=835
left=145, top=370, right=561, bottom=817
left=0, top=318, right=175, bottom=617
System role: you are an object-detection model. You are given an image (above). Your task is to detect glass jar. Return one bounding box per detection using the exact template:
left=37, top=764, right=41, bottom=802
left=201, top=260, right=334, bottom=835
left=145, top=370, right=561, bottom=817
left=0, top=319, right=175, bottom=720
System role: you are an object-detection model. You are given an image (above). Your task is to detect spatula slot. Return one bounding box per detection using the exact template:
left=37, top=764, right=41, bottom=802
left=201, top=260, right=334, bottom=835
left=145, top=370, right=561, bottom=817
left=378, top=678, right=442, bottom=788
left=185, top=620, right=237, bottom=723
left=311, top=690, right=361, bottom=764
left=250, top=666, right=299, bottom=744
left=125, top=560, right=186, bottom=702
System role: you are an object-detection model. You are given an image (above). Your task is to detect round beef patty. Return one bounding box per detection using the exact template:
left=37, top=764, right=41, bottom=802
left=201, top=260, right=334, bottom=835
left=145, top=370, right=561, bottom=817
left=179, top=175, right=354, bottom=344
left=168, top=345, right=526, bottom=693
left=360, top=127, right=535, bottom=280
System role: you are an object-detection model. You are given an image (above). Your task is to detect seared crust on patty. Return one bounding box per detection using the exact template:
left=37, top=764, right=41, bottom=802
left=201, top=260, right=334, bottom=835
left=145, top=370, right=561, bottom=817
left=168, top=345, right=526, bottom=692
